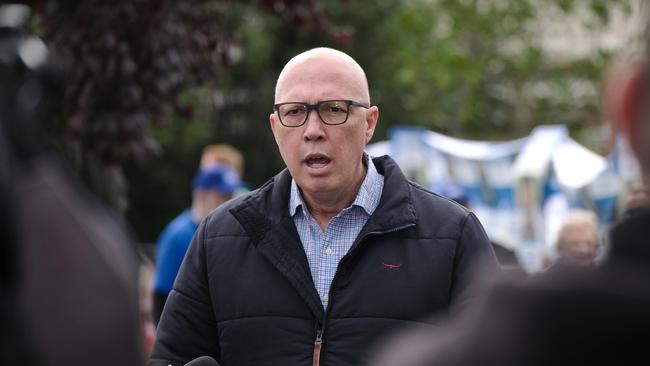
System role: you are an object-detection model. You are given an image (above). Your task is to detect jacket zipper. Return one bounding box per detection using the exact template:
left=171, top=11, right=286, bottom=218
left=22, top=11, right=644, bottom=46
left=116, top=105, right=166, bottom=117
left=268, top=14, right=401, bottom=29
left=312, top=328, right=323, bottom=366
left=313, top=222, right=415, bottom=365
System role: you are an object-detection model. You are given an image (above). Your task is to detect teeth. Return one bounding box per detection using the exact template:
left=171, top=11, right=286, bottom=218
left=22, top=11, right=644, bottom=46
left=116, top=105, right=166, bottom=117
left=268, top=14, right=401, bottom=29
left=306, top=156, right=329, bottom=166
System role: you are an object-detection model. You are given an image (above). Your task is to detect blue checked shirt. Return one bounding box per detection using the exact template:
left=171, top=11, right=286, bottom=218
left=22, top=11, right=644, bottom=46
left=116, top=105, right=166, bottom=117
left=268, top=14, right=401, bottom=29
left=289, top=154, right=384, bottom=308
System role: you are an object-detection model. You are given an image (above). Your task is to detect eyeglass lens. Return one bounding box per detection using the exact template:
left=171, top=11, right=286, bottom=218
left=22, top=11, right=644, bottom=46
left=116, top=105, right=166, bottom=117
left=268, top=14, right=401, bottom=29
left=277, top=100, right=350, bottom=126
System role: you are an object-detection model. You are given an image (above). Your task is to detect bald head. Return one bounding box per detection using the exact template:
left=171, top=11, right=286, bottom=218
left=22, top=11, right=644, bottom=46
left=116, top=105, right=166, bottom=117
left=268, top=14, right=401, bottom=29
left=274, top=47, right=371, bottom=104
left=268, top=47, right=379, bottom=222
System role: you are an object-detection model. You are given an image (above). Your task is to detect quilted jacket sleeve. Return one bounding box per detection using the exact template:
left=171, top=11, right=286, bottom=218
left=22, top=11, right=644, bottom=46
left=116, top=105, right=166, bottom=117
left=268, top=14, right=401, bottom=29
left=449, top=212, right=499, bottom=316
left=149, top=219, right=221, bottom=366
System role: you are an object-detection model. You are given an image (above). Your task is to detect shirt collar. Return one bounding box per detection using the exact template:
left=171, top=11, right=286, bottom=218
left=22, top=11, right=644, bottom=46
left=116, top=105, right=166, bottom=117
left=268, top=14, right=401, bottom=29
left=289, top=153, right=383, bottom=217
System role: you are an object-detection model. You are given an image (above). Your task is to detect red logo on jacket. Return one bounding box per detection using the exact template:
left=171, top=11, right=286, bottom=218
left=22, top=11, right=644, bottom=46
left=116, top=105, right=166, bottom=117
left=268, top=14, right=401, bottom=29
left=382, top=262, right=402, bottom=270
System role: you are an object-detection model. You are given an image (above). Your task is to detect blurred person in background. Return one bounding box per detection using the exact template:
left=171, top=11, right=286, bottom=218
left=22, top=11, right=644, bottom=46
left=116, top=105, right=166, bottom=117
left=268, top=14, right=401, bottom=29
left=200, top=144, right=244, bottom=174
left=552, top=209, right=600, bottom=266
left=150, top=47, right=497, bottom=366
left=369, top=7, right=650, bottom=366
left=200, top=143, right=249, bottom=196
left=151, top=163, right=243, bottom=324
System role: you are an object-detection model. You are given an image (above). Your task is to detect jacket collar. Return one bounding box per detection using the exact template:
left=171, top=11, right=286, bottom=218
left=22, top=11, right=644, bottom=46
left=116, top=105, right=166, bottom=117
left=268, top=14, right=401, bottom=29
left=233, top=155, right=416, bottom=233
left=364, top=155, right=417, bottom=232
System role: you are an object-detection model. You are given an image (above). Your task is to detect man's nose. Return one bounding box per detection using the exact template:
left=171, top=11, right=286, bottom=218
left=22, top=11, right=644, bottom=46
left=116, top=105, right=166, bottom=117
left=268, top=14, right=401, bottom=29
left=303, top=109, right=325, bottom=141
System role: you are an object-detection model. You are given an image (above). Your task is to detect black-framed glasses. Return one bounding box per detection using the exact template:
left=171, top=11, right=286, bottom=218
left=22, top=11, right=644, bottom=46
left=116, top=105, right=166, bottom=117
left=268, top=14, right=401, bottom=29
left=273, top=99, right=370, bottom=127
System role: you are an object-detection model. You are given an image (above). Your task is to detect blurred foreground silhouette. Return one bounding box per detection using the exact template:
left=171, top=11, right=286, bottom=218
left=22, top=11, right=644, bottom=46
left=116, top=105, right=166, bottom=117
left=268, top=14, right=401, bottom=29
left=1, top=5, right=142, bottom=365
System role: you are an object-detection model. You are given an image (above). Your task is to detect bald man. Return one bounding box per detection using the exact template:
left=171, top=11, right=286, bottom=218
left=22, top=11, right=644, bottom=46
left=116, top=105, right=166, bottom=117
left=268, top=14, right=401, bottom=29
left=149, top=48, right=497, bottom=366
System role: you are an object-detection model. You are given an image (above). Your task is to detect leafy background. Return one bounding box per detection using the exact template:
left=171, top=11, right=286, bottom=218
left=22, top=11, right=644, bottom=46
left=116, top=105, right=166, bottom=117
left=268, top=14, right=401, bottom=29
left=22, top=0, right=640, bottom=242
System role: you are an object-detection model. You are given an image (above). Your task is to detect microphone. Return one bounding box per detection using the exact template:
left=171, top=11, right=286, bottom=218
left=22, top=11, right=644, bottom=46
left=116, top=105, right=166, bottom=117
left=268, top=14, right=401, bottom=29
left=183, top=356, right=219, bottom=366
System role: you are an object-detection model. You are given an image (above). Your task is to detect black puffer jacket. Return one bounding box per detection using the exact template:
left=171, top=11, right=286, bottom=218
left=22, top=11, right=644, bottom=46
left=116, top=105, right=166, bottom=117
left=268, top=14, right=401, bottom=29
left=150, top=156, right=497, bottom=366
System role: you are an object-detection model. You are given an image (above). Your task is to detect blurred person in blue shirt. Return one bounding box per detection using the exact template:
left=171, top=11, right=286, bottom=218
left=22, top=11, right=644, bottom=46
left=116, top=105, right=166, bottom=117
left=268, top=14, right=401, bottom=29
left=152, top=164, right=242, bottom=324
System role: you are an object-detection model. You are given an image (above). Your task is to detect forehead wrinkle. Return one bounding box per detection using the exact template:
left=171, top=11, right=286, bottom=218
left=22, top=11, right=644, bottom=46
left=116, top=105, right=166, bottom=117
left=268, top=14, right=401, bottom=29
left=275, top=48, right=370, bottom=104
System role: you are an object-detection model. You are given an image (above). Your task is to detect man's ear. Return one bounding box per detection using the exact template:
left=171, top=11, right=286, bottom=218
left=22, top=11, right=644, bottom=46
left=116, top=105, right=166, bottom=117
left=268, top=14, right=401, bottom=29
left=364, top=106, right=379, bottom=144
left=269, top=112, right=278, bottom=134
left=604, top=61, right=647, bottom=158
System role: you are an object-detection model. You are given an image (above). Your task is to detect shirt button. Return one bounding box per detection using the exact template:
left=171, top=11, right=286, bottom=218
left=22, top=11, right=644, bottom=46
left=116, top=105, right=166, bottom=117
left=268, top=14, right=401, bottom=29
left=322, top=294, right=329, bottom=301
left=324, top=247, right=333, bottom=255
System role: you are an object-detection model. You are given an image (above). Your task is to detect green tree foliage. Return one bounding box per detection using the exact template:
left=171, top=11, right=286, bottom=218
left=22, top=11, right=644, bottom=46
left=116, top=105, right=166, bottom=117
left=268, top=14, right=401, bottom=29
left=326, top=0, right=631, bottom=140
left=129, top=0, right=632, bottom=241
left=26, top=0, right=631, bottom=241
left=202, top=0, right=631, bottom=177
left=21, top=0, right=338, bottom=222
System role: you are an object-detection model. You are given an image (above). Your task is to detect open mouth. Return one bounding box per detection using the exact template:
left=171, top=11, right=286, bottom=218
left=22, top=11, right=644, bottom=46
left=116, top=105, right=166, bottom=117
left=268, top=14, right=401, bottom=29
left=305, top=154, right=331, bottom=169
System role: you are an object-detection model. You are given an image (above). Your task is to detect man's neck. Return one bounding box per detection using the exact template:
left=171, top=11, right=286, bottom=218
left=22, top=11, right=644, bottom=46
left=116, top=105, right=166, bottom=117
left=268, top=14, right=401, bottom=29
left=302, top=164, right=367, bottom=230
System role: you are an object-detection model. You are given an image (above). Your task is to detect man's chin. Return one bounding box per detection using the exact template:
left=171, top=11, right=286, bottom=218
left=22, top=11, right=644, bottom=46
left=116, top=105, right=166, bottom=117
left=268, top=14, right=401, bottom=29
left=296, top=177, right=336, bottom=196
